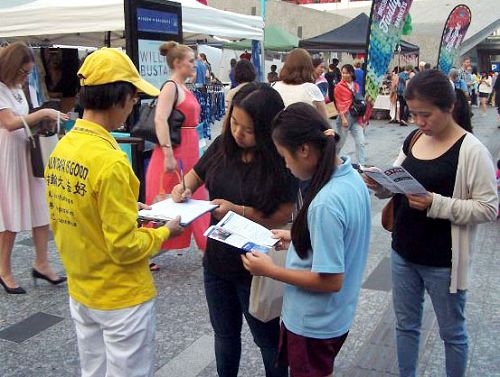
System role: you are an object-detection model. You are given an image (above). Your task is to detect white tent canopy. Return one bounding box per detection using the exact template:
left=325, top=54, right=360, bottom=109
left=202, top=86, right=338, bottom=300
left=312, top=0, right=499, bottom=55
left=0, top=0, right=264, bottom=46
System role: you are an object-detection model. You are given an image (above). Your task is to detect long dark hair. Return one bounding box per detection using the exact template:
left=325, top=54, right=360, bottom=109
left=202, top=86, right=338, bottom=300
left=405, top=69, right=456, bottom=111
left=206, top=83, right=289, bottom=216
left=272, top=103, right=339, bottom=258
left=452, top=89, right=473, bottom=133
left=341, top=64, right=355, bottom=81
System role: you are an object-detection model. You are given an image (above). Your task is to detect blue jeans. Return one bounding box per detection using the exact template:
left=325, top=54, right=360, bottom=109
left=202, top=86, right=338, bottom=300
left=203, top=268, right=288, bottom=377
left=391, top=250, right=468, bottom=377
left=335, top=113, right=366, bottom=165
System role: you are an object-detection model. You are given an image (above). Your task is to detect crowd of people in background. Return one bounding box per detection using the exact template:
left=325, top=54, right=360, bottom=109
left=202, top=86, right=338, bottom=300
left=0, top=40, right=499, bottom=377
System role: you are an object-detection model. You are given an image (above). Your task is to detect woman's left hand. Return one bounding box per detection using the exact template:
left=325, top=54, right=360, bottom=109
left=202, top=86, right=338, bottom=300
left=406, top=193, right=433, bottom=211
left=241, top=252, right=275, bottom=276
left=211, top=199, right=236, bottom=220
left=138, top=202, right=152, bottom=210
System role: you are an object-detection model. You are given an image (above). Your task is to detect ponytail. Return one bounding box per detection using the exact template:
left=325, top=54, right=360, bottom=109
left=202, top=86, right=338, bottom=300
left=272, top=103, right=339, bottom=259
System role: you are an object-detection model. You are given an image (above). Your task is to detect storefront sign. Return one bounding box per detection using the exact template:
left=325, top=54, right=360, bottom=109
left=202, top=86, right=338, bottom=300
left=137, top=7, right=179, bottom=35
left=138, top=39, right=169, bottom=89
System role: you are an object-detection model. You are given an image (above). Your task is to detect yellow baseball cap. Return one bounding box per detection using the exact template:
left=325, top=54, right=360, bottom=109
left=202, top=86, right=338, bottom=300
left=77, top=48, right=160, bottom=96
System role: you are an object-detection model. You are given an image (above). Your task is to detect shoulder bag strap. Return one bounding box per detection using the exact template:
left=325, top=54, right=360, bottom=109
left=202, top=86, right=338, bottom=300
left=164, top=80, right=180, bottom=110
left=408, top=130, right=423, bottom=152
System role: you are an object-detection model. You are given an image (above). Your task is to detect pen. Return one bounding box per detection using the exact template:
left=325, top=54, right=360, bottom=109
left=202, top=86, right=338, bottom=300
left=179, top=159, right=186, bottom=192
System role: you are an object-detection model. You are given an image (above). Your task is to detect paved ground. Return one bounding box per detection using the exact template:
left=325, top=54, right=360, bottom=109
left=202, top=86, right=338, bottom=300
left=1, top=108, right=499, bottom=377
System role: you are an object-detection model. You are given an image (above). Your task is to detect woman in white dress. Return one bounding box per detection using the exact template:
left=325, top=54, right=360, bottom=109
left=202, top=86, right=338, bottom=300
left=0, top=42, right=68, bottom=294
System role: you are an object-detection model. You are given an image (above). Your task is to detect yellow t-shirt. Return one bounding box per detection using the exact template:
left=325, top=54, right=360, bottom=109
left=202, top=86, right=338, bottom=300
left=45, top=119, right=169, bottom=310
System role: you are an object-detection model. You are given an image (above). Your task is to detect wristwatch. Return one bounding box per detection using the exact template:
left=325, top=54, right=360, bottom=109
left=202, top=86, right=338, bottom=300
left=161, top=144, right=172, bottom=148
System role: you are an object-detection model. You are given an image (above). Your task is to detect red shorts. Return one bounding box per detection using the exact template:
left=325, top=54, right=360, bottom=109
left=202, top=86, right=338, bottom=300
left=278, top=323, right=348, bottom=377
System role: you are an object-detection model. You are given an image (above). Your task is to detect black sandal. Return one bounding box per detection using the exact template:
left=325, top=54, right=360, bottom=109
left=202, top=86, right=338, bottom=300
left=149, top=263, right=160, bottom=272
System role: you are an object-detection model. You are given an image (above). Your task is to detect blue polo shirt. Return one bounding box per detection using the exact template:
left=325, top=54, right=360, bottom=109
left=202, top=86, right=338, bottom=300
left=195, top=60, right=206, bottom=86
left=282, top=157, right=371, bottom=339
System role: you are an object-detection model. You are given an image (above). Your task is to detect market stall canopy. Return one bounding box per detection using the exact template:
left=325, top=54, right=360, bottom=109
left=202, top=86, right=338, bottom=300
left=310, top=0, right=499, bottom=55
left=299, top=13, right=418, bottom=54
left=0, top=0, right=264, bottom=46
left=224, top=25, right=299, bottom=52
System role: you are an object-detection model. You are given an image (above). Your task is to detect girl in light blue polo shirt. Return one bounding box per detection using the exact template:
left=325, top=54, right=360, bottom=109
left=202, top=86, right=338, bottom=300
left=242, top=102, right=371, bottom=377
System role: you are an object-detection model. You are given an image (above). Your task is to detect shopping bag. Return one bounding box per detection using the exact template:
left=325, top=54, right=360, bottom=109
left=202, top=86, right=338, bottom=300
left=22, top=115, right=60, bottom=178
left=325, top=102, right=338, bottom=118
left=249, top=248, right=287, bottom=322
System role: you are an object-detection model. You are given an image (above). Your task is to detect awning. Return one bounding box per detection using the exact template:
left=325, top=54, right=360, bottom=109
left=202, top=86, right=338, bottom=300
left=0, top=0, right=264, bottom=46
left=224, top=25, right=299, bottom=52
left=299, top=13, right=418, bottom=55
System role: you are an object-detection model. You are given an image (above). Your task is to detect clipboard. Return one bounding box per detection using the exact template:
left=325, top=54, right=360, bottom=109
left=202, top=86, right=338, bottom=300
left=138, top=198, right=218, bottom=227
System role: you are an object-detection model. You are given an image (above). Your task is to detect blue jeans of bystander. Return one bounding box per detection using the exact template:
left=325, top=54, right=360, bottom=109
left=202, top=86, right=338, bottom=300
left=335, top=113, right=366, bottom=165
left=391, top=250, right=468, bottom=377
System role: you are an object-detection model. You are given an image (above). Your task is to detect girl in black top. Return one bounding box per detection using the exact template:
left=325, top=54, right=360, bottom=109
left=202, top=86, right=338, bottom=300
left=172, top=83, right=296, bottom=377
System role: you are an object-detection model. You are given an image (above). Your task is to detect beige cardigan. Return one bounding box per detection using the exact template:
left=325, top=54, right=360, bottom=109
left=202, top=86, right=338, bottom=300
left=378, top=133, right=498, bottom=293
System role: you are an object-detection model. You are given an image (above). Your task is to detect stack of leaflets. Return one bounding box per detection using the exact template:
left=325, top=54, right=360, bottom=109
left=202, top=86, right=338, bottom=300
left=204, top=211, right=278, bottom=253
left=363, top=166, right=427, bottom=194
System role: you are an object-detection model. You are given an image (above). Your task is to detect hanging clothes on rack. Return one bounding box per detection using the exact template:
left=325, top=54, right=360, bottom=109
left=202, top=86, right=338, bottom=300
left=187, top=83, right=225, bottom=140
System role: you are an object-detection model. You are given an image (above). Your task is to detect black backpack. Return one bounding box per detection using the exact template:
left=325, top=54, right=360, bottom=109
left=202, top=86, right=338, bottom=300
left=349, top=86, right=367, bottom=117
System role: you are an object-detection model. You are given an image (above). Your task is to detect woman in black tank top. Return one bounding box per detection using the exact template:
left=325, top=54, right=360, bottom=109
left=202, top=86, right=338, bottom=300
left=364, top=70, right=497, bottom=377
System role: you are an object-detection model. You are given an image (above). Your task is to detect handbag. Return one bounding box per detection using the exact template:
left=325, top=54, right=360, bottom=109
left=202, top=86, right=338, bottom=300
left=349, top=86, right=367, bottom=117
left=249, top=248, right=288, bottom=322
left=22, top=114, right=60, bottom=178
left=381, top=198, right=395, bottom=232
left=380, top=130, right=423, bottom=232
left=131, top=80, right=185, bottom=146
left=325, top=102, right=338, bottom=119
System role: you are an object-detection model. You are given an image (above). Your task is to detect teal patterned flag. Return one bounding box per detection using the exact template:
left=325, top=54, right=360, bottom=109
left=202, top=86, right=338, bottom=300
left=365, top=0, right=414, bottom=103
left=437, top=5, right=471, bottom=75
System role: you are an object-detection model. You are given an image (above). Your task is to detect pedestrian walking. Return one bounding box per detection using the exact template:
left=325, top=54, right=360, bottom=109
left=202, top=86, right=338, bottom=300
left=226, top=59, right=256, bottom=108
left=334, top=64, right=367, bottom=167
left=493, top=73, right=500, bottom=126
left=272, top=48, right=328, bottom=119
left=229, top=58, right=237, bottom=88
left=267, top=64, right=279, bottom=84
left=478, top=71, right=492, bottom=117
left=0, top=41, right=68, bottom=294
left=46, top=48, right=184, bottom=377
left=364, top=69, right=498, bottom=377
left=324, top=59, right=341, bottom=103
left=171, top=83, right=297, bottom=377
left=243, top=102, right=371, bottom=377
left=312, top=57, right=328, bottom=98
left=389, top=66, right=400, bottom=123
left=397, top=65, right=413, bottom=126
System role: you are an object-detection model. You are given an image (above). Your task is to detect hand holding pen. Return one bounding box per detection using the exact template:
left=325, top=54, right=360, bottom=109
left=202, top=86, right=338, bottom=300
left=171, top=160, right=192, bottom=202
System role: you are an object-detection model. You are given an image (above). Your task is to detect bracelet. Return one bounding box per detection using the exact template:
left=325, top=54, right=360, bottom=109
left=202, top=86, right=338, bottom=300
left=242, top=205, right=246, bottom=218
left=161, top=144, right=172, bottom=148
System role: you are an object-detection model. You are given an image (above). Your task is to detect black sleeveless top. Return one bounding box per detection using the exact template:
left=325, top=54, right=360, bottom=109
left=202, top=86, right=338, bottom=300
left=392, top=130, right=466, bottom=267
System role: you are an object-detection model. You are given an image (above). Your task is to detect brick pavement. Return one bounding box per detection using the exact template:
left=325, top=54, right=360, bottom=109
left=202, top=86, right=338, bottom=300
left=0, top=108, right=498, bottom=377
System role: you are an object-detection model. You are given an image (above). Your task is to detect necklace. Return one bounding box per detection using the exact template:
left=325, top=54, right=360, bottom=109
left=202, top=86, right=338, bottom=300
left=12, top=90, right=23, bottom=104
left=9, top=85, right=24, bottom=105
